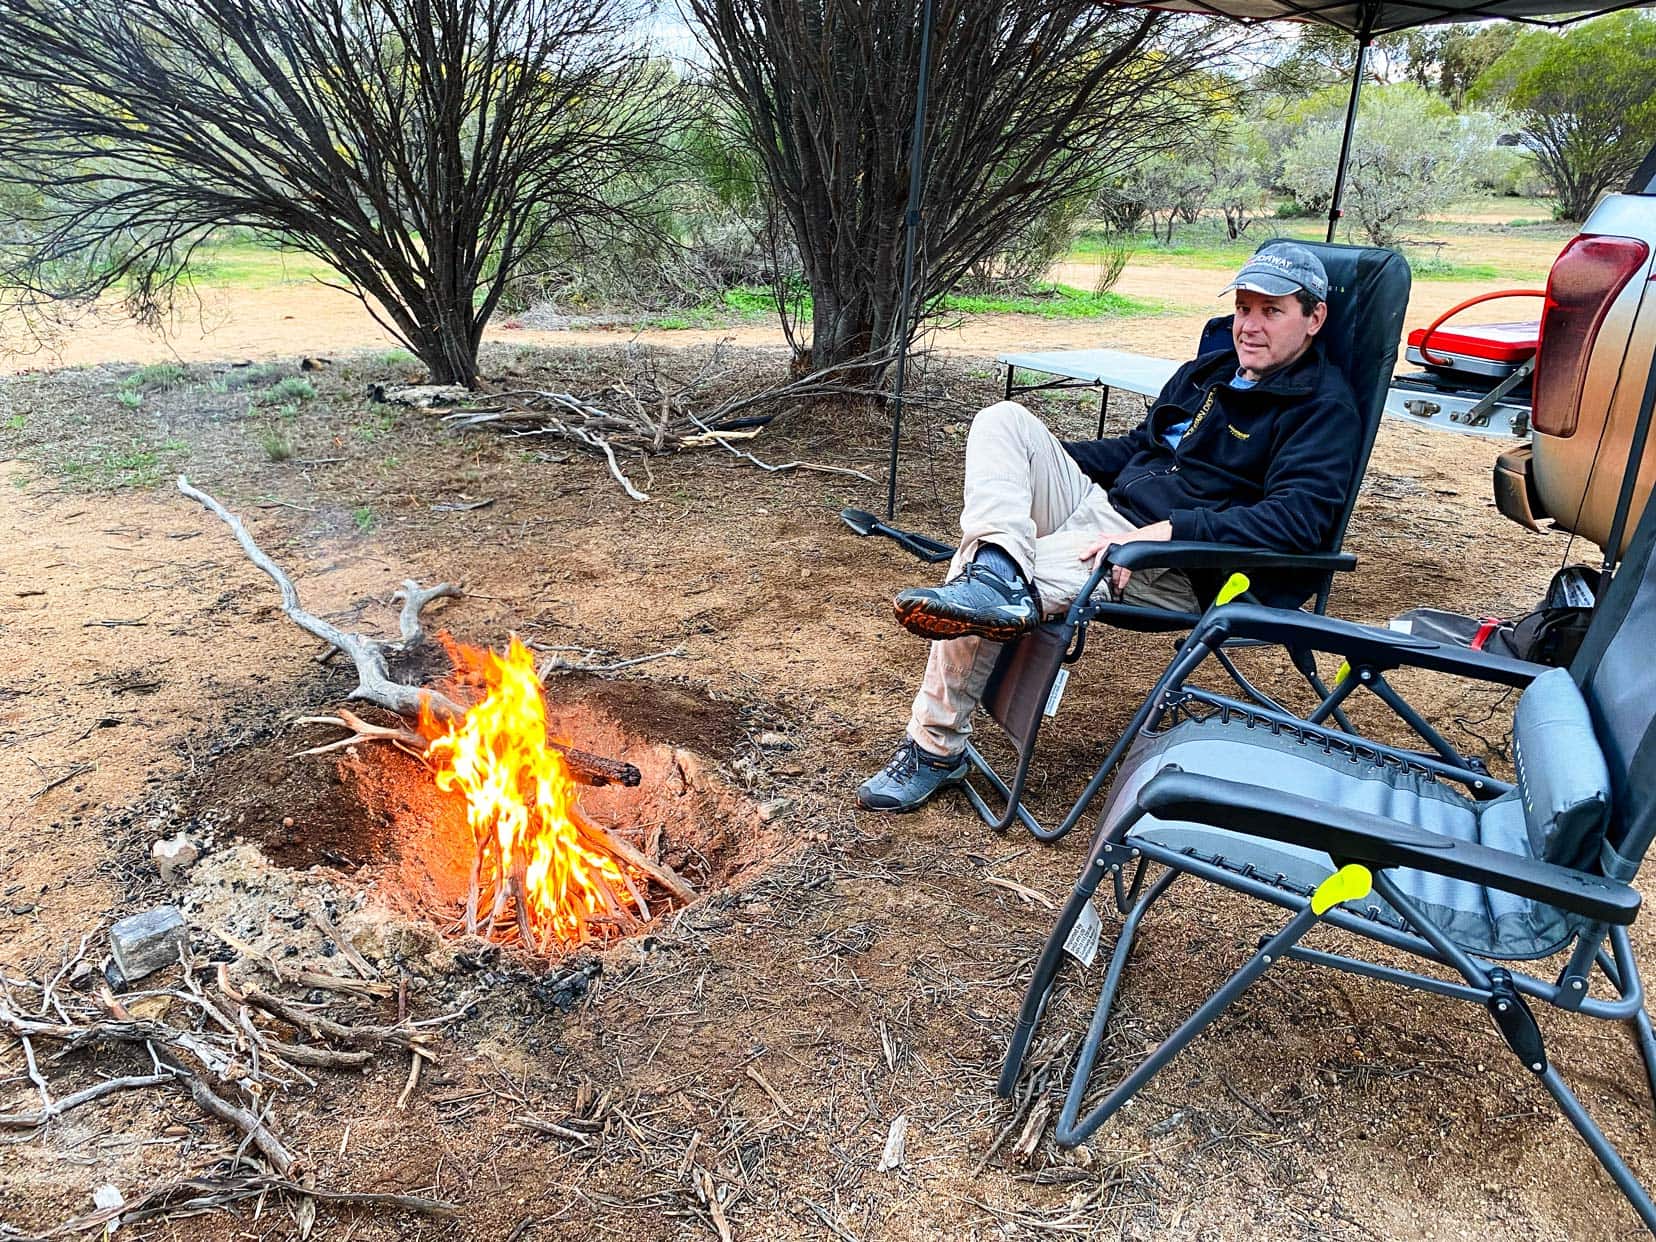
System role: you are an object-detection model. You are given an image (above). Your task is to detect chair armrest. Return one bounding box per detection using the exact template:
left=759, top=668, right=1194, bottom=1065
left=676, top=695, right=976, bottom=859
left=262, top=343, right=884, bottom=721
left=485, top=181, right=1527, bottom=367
left=1198, top=602, right=1545, bottom=687
left=1138, top=769, right=1639, bottom=926
left=1107, top=540, right=1357, bottom=575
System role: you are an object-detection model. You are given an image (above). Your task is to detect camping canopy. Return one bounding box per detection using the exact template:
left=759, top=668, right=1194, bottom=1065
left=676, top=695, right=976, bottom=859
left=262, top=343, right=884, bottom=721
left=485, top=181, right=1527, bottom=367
left=1143, top=0, right=1651, bottom=35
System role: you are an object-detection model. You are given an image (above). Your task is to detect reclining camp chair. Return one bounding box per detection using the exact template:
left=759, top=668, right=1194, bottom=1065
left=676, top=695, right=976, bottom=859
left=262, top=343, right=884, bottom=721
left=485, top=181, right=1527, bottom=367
left=960, top=239, right=1412, bottom=841
left=996, top=497, right=1656, bottom=1229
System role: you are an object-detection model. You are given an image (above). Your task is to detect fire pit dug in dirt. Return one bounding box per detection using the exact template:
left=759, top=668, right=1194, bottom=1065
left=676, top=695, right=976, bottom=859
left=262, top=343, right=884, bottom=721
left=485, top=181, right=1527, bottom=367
left=182, top=666, right=773, bottom=964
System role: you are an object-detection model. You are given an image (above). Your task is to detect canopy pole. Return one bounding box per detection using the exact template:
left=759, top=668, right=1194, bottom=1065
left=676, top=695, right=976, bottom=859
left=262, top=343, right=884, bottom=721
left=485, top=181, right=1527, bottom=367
left=1325, top=29, right=1373, bottom=245
left=885, top=0, right=937, bottom=521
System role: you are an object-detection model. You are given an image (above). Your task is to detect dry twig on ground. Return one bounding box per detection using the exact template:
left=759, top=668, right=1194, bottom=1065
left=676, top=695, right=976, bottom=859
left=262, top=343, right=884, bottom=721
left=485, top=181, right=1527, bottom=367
left=0, top=952, right=466, bottom=1239
left=425, top=348, right=914, bottom=500
left=176, top=477, right=642, bottom=790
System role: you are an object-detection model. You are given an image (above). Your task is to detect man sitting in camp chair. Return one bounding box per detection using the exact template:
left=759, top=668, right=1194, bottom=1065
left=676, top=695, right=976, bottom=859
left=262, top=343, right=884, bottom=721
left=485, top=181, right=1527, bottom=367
left=858, top=243, right=1359, bottom=812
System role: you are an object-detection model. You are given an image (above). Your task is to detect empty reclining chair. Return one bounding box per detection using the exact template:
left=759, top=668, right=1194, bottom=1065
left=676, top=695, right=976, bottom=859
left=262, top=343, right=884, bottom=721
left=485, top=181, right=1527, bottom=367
left=997, top=496, right=1656, bottom=1229
left=961, top=239, right=1411, bottom=841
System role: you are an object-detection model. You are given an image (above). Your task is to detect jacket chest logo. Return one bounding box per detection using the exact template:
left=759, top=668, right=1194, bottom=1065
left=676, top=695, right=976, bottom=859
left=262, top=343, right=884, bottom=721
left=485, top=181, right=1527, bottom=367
left=1184, top=389, right=1219, bottom=438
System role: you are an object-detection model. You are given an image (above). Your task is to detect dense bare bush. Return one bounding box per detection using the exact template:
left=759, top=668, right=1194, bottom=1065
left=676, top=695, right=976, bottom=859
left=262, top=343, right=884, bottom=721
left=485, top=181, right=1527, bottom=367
left=686, top=0, right=1235, bottom=373
left=0, top=0, right=685, bottom=386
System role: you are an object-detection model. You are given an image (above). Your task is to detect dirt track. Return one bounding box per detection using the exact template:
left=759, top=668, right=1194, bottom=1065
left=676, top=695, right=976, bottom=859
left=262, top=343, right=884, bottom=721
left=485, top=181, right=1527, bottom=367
left=1, top=231, right=1561, bottom=379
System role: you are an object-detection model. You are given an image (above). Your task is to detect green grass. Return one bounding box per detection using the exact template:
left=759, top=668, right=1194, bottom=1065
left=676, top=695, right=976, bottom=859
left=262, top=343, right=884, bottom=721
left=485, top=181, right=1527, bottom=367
left=4, top=413, right=24, bottom=431
left=352, top=505, right=376, bottom=532
left=252, top=375, right=316, bottom=406
left=641, top=286, right=782, bottom=330
left=115, top=361, right=192, bottom=410
left=367, top=348, right=419, bottom=369
left=1072, top=221, right=1325, bottom=271
left=212, top=363, right=287, bottom=393
left=1408, top=258, right=1503, bottom=281
left=939, top=283, right=1153, bottom=319
left=127, top=362, right=189, bottom=391
left=1070, top=218, right=1551, bottom=283
left=1443, top=194, right=1557, bottom=220
left=259, top=427, right=295, bottom=462
left=721, top=286, right=779, bottom=317
left=350, top=407, right=398, bottom=442
left=187, top=242, right=339, bottom=289
left=56, top=438, right=187, bottom=490
left=645, top=280, right=1152, bottom=330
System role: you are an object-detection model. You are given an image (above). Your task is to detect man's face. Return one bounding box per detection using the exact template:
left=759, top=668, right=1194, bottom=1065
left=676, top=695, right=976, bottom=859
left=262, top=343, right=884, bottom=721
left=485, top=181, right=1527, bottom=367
left=1232, top=288, right=1326, bottom=379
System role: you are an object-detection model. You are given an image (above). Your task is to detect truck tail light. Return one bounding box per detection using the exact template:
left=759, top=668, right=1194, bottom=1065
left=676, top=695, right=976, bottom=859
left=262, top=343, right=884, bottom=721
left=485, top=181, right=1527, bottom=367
left=1532, top=235, right=1650, bottom=437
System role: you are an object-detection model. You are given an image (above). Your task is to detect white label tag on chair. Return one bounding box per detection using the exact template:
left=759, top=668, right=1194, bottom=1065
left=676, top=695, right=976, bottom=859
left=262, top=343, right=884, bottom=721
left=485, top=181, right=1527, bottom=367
left=1062, top=899, right=1102, bottom=968
left=1043, top=667, right=1071, bottom=718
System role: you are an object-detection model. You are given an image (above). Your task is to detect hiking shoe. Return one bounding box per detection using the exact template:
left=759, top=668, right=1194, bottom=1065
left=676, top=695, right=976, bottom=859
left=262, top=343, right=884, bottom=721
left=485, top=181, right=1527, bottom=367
left=855, top=739, right=968, bottom=812
left=893, top=562, right=1039, bottom=641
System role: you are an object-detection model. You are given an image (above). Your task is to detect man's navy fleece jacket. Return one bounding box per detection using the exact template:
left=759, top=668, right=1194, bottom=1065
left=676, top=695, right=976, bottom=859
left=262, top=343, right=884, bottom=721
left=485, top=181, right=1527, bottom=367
left=1062, top=338, right=1359, bottom=553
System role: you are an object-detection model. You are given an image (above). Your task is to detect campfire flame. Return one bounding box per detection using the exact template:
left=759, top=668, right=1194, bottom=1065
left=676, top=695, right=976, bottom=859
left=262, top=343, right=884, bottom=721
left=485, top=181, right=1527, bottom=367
left=421, top=637, right=631, bottom=947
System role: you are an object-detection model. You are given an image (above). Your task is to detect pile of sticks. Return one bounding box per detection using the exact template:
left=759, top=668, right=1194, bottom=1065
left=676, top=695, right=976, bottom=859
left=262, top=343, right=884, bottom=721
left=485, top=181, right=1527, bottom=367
left=0, top=935, right=461, bottom=1238
left=426, top=347, right=908, bottom=501
left=459, top=799, right=696, bottom=955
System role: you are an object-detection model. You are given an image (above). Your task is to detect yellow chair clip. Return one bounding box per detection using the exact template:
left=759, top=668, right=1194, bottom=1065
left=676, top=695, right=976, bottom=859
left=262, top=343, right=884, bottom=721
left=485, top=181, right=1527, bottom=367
left=1333, top=659, right=1352, bottom=686
left=1215, top=573, right=1251, bottom=606
left=1312, top=864, right=1373, bottom=915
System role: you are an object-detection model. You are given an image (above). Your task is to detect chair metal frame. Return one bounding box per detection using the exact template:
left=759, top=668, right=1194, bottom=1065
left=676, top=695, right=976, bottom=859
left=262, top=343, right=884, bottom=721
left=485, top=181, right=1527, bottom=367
left=997, top=601, right=1656, bottom=1231
left=959, top=544, right=1355, bottom=839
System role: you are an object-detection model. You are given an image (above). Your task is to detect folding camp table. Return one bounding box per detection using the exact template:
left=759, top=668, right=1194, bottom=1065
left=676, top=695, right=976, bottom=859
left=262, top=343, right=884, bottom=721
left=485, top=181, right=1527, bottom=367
left=1000, top=348, right=1180, bottom=438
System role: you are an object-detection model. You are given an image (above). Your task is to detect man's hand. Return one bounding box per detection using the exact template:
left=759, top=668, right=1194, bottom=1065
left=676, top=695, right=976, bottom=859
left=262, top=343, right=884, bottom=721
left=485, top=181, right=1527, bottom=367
left=1078, top=520, right=1173, bottom=596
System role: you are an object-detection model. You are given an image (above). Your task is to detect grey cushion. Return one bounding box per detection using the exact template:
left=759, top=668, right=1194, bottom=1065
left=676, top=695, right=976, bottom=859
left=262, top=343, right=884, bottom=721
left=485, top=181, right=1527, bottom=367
left=1101, top=715, right=1582, bottom=960
left=1512, top=667, right=1611, bottom=872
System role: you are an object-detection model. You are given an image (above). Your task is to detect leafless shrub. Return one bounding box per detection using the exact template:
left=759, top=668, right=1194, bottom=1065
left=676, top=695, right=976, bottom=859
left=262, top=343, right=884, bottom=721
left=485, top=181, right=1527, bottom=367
left=685, top=0, right=1237, bottom=374
left=0, top=0, right=687, bottom=387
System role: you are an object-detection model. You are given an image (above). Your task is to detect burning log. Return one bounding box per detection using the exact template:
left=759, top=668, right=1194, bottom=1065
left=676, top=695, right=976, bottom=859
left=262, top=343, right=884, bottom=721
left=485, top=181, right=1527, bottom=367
left=293, top=710, right=640, bottom=789
left=178, top=477, right=691, bottom=952
left=424, top=637, right=695, bottom=951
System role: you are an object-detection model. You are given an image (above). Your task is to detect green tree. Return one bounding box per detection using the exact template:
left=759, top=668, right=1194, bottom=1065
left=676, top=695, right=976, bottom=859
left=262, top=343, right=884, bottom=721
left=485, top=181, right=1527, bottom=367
left=1196, top=119, right=1266, bottom=239
left=1280, top=83, right=1493, bottom=247
left=1472, top=13, right=1656, bottom=221
left=1256, top=25, right=1406, bottom=98
left=1401, top=24, right=1517, bottom=111
left=1119, top=150, right=1209, bottom=245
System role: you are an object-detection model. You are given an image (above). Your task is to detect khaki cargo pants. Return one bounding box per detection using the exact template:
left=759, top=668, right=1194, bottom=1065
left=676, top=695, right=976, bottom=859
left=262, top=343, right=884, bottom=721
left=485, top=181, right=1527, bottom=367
left=907, top=401, right=1198, bottom=757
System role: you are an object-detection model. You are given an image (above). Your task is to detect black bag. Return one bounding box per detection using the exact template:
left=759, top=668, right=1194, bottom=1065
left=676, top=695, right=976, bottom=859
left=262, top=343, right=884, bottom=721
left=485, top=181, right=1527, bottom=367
left=1495, top=566, right=1600, bottom=667
left=1391, top=566, right=1600, bottom=669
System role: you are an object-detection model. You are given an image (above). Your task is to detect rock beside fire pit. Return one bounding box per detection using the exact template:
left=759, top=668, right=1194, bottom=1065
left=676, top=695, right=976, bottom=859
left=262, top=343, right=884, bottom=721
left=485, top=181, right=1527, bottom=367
left=152, top=833, right=201, bottom=884
left=110, top=905, right=187, bottom=987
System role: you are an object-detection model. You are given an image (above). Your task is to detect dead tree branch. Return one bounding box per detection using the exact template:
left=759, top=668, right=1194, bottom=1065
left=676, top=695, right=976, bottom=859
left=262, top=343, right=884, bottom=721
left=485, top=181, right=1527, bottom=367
left=426, top=349, right=912, bottom=500
left=177, top=476, right=463, bottom=718
left=0, top=952, right=465, bottom=1241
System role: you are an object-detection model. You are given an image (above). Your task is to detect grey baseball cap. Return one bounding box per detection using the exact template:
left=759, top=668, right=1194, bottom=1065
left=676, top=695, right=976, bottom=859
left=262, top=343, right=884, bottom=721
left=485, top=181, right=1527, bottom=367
left=1220, top=242, right=1329, bottom=302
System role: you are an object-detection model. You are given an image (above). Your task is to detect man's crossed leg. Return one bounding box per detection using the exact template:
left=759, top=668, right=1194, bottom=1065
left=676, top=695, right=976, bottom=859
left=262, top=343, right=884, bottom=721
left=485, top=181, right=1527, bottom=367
left=858, top=401, right=1195, bottom=812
